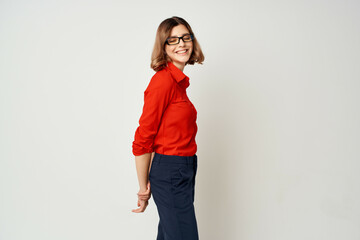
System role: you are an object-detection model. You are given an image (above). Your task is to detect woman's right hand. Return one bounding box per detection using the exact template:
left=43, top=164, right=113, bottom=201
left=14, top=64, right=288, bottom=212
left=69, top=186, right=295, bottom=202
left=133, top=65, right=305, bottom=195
left=131, top=182, right=151, bottom=213
left=137, top=181, right=151, bottom=201
left=132, top=199, right=149, bottom=213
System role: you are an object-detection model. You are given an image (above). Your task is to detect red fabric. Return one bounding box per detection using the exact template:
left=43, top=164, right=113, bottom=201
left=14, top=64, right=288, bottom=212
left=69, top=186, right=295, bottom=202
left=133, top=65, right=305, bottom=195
left=132, top=61, right=198, bottom=156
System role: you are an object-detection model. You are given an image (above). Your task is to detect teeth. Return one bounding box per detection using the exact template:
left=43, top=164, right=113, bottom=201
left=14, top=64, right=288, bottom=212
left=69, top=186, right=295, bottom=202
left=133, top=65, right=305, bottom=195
left=177, top=50, right=187, bottom=53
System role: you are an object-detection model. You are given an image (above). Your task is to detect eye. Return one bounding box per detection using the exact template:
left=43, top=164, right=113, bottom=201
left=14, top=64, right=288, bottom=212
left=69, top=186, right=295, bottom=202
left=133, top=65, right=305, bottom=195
left=183, top=35, right=192, bottom=41
left=167, top=37, right=178, bottom=44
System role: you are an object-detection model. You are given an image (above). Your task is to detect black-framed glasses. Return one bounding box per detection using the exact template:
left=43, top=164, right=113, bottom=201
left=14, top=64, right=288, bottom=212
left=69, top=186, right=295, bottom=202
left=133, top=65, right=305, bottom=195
left=165, top=34, right=194, bottom=45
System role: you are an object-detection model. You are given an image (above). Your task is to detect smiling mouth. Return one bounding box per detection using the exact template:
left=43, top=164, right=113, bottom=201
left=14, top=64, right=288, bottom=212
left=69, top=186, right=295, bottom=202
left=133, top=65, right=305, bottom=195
left=176, top=49, right=188, bottom=54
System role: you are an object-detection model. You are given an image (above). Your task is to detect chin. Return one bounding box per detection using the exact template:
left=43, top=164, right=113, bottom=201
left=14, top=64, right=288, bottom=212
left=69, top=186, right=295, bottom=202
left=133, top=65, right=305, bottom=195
left=174, top=58, right=190, bottom=64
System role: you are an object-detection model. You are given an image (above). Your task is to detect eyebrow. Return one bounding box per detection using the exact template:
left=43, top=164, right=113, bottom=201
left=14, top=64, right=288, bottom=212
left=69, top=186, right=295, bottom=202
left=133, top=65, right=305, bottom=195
left=169, top=33, right=190, bottom=38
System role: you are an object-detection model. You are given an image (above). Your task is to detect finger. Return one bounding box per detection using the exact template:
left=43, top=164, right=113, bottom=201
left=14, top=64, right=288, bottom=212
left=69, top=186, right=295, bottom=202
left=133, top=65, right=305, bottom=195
left=141, top=193, right=151, bottom=198
left=138, top=191, right=149, bottom=196
left=139, top=196, right=149, bottom=201
left=138, top=193, right=150, bottom=199
left=138, top=194, right=150, bottom=199
left=132, top=206, right=144, bottom=213
left=132, top=207, right=142, bottom=213
left=139, top=201, right=148, bottom=212
left=138, top=195, right=150, bottom=201
left=132, top=201, right=148, bottom=213
left=140, top=200, right=149, bottom=211
left=139, top=196, right=147, bottom=201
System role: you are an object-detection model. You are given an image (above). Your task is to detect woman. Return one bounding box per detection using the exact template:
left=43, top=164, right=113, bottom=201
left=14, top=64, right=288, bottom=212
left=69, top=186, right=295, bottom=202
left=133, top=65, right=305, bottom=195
left=131, top=16, right=204, bottom=240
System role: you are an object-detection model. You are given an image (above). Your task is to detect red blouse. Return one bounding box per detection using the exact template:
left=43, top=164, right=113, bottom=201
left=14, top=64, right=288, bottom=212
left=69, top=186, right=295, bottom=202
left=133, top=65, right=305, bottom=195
left=132, top=61, right=198, bottom=156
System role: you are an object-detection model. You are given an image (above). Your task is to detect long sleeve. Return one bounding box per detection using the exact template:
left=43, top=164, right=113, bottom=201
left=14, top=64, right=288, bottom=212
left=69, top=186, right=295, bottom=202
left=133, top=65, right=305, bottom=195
left=132, top=73, right=176, bottom=156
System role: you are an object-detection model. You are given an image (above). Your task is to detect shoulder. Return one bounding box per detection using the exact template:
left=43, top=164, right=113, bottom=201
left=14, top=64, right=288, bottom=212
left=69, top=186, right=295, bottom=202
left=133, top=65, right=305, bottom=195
left=145, top=67, right=175, bottom=92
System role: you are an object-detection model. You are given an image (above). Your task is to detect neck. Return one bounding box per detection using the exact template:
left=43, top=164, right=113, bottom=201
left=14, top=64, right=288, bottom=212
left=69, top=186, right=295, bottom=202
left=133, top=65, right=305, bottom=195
left=172, top=61, right=185, bottom=72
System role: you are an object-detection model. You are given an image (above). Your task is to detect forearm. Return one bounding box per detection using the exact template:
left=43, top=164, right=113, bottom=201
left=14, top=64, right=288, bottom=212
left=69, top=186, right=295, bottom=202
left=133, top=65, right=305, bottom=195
left=134, top=152, right=153, bottom=191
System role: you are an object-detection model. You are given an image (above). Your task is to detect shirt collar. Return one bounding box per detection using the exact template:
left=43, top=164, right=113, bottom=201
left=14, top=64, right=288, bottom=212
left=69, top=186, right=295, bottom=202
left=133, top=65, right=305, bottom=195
left=167, top=61, right=189, bottom=84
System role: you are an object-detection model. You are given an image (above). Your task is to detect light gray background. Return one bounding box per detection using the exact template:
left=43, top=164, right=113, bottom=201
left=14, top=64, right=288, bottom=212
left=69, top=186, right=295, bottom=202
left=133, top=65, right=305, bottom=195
left=1, top=0, right=359, bottom=239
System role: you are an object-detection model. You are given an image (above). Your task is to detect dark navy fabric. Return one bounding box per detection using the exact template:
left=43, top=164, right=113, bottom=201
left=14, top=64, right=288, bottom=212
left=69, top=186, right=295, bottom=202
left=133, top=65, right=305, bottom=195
left=149, top=152, right=199, bottom=240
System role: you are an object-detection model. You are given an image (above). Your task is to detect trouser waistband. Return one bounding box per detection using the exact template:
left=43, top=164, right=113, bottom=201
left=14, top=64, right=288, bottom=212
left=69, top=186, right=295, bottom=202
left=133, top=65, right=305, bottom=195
left=153, top=152, right=197, bottom=164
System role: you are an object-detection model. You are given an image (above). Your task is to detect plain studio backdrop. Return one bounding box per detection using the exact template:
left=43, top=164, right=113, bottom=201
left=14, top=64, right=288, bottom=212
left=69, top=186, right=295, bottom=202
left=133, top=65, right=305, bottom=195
left=1, top=0, right=359, bottom=239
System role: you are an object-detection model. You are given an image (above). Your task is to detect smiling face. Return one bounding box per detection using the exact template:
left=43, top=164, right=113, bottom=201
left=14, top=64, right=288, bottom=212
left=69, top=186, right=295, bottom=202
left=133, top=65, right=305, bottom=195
left=165, top=24, right=193, bottom=71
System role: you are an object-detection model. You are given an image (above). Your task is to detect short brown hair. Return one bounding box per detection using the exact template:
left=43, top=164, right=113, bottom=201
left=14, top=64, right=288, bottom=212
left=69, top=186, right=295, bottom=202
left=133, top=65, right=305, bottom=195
left=151, top=16, right=205, bottom=72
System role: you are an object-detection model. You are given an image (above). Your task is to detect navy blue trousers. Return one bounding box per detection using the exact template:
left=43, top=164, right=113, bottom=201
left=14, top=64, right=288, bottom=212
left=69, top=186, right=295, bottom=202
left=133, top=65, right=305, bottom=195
left=149, top=152, right=199, bottom=240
